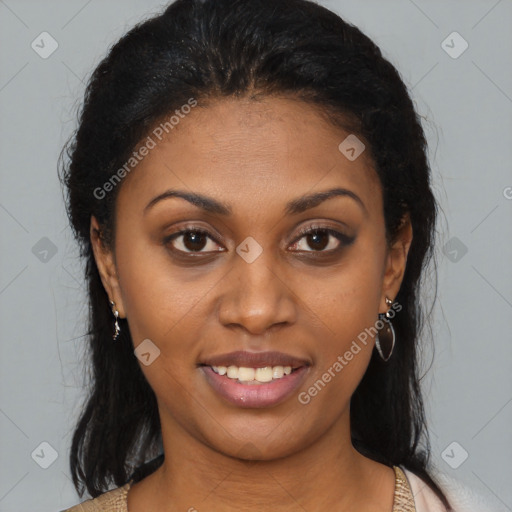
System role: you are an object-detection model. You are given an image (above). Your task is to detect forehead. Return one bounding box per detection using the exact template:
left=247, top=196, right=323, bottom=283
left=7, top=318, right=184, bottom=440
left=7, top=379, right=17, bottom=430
left=117, top=96, right=381, bottom=215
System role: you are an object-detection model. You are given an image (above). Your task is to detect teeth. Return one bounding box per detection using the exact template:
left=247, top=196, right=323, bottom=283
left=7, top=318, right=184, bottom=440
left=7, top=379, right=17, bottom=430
left=211, top=365, right=294, bottom=383
left=273, top=366, right=284, bottom=379
left=226, top=365, right=238, bottom=379
left=255, top=367, right=273, bottom=382
left=238, top=367, right=255, bottom=381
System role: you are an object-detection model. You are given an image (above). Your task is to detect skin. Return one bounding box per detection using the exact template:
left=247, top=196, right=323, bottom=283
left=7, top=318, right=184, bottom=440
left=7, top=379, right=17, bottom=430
left=90, top=96, right=413, bottom=511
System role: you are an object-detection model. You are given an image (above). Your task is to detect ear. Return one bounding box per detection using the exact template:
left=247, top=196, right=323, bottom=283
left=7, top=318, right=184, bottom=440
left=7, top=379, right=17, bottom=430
left=380, top=212, right=413, bottom=314
left=90, top=215, right=126, bottom=318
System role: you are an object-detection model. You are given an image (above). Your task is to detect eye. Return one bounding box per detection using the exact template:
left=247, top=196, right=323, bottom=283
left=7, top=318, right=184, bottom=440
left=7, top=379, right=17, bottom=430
left=164, top=227, right=224, bottom=254
left=163, top=223, right=354, bottom=256
left=289, top=224, right=355, bottom=252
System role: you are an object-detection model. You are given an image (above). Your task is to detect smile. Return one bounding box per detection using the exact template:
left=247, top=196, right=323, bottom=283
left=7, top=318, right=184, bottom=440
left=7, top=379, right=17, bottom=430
left=210, top=364, right=294, bottom=384
left=200, top=365, right=310, bottom=408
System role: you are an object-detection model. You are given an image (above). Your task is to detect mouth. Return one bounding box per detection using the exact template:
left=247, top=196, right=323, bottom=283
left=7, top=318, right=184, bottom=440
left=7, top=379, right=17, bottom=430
left=202, top=364, right=301, bottom=384
left=198, top=351, right=311, bottom=408
left=199, top=350, right=310, bottom=384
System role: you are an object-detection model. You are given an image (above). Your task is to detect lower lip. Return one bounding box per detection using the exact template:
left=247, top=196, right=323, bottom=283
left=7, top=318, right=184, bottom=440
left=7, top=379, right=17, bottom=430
left=200, top=365, right=310, bottom=408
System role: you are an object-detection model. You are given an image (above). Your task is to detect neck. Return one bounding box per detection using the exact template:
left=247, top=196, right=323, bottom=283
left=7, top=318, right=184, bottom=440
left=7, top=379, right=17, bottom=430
left=129, top=412, right=395, bottom=511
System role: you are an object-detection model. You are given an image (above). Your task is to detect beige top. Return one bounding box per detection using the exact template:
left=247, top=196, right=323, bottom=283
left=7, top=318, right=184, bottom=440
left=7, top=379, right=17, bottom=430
left=61, top=466, right=420, bottom=511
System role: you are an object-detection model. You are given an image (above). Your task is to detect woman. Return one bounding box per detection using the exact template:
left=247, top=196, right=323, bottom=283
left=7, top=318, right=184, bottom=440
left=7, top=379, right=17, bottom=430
left=58, top=0, right=499, bottom=510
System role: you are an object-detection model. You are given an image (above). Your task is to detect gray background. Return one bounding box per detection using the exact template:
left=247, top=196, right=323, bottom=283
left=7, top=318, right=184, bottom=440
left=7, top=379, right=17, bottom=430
left=0, top=0, right=511, bottom=510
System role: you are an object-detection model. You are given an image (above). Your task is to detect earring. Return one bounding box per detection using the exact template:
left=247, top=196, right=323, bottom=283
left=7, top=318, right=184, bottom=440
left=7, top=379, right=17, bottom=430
left=375, top=296, right=396, bottom=362
left=110, top=300, right=121, bottom=341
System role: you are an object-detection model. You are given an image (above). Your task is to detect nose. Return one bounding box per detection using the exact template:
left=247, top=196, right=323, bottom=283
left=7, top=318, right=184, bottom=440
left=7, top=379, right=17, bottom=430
left=218, top=247, right=297, bottom=336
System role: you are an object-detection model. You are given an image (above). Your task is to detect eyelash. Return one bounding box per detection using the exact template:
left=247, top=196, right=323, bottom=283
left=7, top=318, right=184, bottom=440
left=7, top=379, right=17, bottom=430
left=293, top=224, right=353, bottom=251
left=163, top=223, right=354, bottom=256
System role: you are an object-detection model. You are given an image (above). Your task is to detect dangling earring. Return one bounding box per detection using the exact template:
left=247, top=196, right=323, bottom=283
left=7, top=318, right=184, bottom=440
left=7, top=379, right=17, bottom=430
left=375, top=296, right=396, bottom=362
left=110, top=300, right=121, bottom=341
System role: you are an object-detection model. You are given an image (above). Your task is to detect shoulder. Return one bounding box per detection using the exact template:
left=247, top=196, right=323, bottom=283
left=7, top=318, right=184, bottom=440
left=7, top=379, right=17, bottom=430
left=402, top=467, right=447, bottom=512
left=402, top=467, right=508, bottom=512
left=59, top=482, right=131, bottom=512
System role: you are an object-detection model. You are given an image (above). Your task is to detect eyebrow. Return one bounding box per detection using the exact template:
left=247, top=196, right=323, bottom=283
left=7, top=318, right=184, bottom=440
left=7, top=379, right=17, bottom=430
left=143, top=187, right=367, bottom=216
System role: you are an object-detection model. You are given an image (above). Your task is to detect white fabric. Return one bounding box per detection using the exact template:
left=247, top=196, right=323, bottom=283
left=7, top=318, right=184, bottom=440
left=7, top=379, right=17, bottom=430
left=402, top=467, right=509, bottom=512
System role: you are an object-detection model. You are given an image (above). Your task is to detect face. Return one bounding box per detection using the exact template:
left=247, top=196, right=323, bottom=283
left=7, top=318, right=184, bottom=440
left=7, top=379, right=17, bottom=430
left=91, top=96, right=412, bottom=462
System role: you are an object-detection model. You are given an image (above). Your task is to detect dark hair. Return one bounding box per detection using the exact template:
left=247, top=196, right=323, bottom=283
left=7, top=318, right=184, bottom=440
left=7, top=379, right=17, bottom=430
left=59, top=0, right=449, bottom=507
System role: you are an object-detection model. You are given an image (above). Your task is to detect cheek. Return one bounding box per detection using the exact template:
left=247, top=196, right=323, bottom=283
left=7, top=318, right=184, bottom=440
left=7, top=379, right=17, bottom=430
left=314, top=246, right=385, bottom=338
left=115, top=228, right=209, bottom=344
left=303, top=242, right=385, bottom=392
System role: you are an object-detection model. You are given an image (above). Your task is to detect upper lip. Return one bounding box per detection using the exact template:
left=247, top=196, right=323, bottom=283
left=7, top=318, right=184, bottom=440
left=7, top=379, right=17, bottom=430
left=200, top=350, right=311, bottom=369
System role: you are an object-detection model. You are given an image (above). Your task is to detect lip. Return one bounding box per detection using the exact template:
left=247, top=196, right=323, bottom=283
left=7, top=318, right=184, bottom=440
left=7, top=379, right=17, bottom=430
left=200, top=350, right=311, bottom=369
left=200, top=364, right=310, bottom=408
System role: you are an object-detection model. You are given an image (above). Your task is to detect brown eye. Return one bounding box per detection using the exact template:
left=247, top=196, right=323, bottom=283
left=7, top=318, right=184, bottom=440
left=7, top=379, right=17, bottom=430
left=164, top=229, right=224, bottom=254
left=304, top=230, right=330, bottom=251
left=290, top=226, right=355, bottom=253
